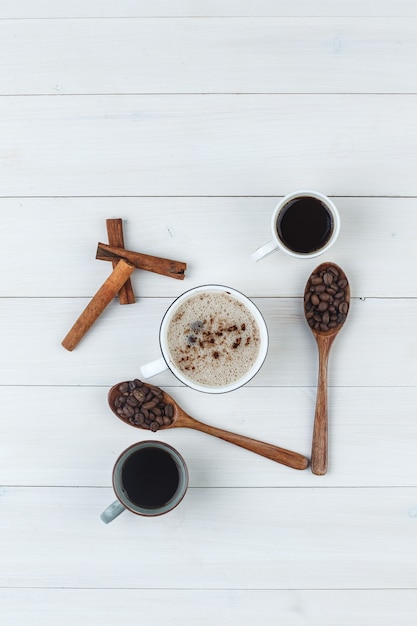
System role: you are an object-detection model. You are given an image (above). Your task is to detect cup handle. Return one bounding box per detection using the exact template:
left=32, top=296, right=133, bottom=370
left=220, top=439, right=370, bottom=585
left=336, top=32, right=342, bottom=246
left=251, top=240, right=279, bottom=261
left=140, top=357, right=168, bottom=379
left=100, top=499, right=126, bottom=524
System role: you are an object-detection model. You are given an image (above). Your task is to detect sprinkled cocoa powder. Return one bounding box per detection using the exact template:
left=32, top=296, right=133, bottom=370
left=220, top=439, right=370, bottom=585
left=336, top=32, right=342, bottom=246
left=166, top=291, right=261, bottom=387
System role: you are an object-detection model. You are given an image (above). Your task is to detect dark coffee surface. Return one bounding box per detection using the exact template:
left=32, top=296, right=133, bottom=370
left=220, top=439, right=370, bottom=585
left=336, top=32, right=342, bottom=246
left=122, top=447, right=179, bottom=508
left=277, top=197, right=333, bottom=254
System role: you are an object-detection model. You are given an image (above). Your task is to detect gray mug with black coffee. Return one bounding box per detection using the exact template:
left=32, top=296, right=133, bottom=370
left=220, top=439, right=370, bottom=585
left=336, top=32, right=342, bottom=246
left=100, top=440, right=188, bottom=523
left=252, top=190, right=340, bottom=261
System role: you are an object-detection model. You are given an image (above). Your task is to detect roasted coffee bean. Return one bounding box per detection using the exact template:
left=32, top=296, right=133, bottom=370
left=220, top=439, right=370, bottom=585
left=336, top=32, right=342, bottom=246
left=165, top=404, right=174, bottom=418
left=311, top=276, right=322, bottom=285
left=142, top=399, right=158, bottom=410
left=323, top=272, right=334, bottom=286
left=150, top=421, right=160, bottom=432
left=311, top=294, right=320, bottom=306
left=133, top=388, right=146, bottom=401
left=118, top=382, right=129, bottom=393
left=123, top=404, right=135, bottom=418
left=126, top=396, right=139, bottom=407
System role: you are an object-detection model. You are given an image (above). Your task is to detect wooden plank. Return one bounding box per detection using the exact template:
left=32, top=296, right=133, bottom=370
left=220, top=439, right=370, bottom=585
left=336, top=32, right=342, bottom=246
left=1, top=18, right=417, bottom=94
left=1, top=1, right=416, bottom=18
left=0, top=386, right=416, bottom=488
left=0, top=296, right=414, bottom=387
left=1, top=95, right=417, bottom=196
left=0, top=197, right=415, bottom=298
left=1, top=486, right=416, bottom=589
left=1, top=588, right=417, bottom=626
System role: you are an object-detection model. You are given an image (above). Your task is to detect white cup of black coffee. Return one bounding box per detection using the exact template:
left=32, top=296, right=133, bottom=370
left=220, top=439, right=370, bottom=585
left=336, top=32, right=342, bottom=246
left=100, top=440, right=189, bottom=523
left=252, top=190, right=340, bottom=261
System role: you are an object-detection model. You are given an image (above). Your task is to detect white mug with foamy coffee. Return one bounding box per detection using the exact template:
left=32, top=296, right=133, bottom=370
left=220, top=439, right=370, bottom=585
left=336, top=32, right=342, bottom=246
left=140, top=285, right=268, bottom=393
left=252, top=190, right=340, bottom=261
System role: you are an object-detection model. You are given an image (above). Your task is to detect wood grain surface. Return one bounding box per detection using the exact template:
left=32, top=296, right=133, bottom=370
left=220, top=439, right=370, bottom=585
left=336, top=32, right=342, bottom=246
left=2, top=2, right=417, bottom=624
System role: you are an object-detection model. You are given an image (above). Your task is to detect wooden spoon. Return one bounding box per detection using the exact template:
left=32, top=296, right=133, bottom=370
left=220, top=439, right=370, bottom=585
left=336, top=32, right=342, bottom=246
left=108, top=381, right=309, bottom=471
left=304, top=262, right=350, bottom=475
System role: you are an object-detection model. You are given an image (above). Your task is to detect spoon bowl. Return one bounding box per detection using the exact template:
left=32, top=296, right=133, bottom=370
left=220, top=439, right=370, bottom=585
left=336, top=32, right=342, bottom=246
left=304, top=262, right=350, bottom=475
left=108, top=380, right=309, bottom=471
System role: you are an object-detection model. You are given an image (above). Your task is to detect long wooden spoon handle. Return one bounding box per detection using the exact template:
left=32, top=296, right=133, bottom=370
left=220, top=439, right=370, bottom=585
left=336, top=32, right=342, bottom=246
left=311, top=337, right=333, bottom=475
left=186, top=418, right=308, bottom=470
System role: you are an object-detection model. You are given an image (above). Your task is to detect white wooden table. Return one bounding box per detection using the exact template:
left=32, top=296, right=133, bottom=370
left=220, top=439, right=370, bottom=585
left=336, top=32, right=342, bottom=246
left=1, top=2, right=417, bottom=624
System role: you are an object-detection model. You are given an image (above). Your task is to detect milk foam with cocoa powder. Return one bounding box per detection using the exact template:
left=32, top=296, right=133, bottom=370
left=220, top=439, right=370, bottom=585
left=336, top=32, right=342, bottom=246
left=166, top=290, right=261, bottom=387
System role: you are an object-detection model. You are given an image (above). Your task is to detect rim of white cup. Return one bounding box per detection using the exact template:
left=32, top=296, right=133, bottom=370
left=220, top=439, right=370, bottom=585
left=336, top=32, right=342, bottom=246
left=271, top=189, right=341, bottom=258
left=159, top=284, right=269, bottom=394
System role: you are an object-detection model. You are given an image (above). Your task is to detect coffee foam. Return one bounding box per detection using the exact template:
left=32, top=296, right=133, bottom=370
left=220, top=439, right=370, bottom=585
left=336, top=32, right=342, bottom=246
left=166, top=291, right=261, bottom=387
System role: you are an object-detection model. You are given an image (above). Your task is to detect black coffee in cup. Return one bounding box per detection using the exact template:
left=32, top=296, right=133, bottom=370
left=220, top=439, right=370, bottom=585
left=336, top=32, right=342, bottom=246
left=121, top=447, right=180, bottom=509
left=276, top=196, right=334, bottom=254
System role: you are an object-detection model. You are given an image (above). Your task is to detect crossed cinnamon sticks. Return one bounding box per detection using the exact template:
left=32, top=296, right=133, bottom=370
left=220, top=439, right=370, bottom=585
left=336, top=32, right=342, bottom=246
left=62, top=219, right=187, bottom=351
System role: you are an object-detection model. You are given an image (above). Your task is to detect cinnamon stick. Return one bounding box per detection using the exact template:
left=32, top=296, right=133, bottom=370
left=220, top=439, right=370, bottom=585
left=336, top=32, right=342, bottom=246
left=96, top=242, right=186, bottom=279
left=106, top=218, right=135, bottom=305
left=62, top=259, right=135, bottom=351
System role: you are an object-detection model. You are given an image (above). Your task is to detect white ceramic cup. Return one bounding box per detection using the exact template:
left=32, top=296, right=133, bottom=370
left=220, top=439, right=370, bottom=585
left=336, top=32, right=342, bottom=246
left=252, top=190, right=340, bottom=261
left=140, top=284, right=269, bottom=394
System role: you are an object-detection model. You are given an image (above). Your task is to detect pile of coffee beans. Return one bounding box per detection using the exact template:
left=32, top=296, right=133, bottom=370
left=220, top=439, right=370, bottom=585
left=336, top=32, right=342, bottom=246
left=304, top=264, right=349, bottom=332
left=112, top=379, right=174, bottom=431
